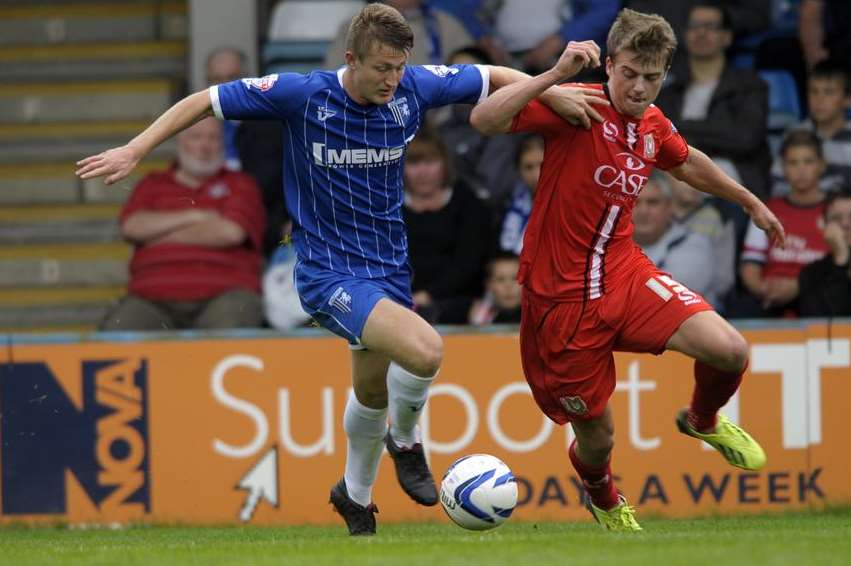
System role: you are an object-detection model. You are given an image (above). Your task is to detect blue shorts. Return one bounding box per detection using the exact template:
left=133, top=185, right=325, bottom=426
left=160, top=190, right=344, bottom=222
left=293, top=260, right=414, bottom=348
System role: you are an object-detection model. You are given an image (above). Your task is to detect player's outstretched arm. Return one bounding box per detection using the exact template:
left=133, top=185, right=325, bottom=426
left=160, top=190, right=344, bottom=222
left=75, top=90, right=214, bottom=185
left=669, top=146, right=787, bottom=248
left=471, top=40, right=601, bottom=135
left=486, top=65, right=609, bottom=129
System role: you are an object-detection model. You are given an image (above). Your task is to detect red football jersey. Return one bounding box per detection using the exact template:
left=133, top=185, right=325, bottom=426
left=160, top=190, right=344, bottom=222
left=741, top=197, right=827, bottom=279
left=511, top=84, right=690, bottom=301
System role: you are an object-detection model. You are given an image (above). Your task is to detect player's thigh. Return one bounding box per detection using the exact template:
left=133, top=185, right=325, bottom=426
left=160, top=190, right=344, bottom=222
left=195, top=289, right=264, bottom=329
left=350, top=348, right=392, bottom=408
left=665, top=310, right=749, bottom=372
left=360, top=298, right=442, bottom=378
left=99, top=295, right=174, bottom=331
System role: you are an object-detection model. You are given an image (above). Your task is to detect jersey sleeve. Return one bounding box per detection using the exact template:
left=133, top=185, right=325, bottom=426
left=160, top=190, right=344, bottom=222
left=408, top=64, right=489, bottom=109
left=654, top=117, right=690, bottom=170
left=210, top=73, right=308, bottom=121
left=741, top=219, right=769, bottom=264
left=510, top=99, right=569, bottom=137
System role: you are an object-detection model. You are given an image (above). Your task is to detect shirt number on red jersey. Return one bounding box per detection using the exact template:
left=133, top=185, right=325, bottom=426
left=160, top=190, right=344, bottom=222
left=646, top=275, right=702, bottom=306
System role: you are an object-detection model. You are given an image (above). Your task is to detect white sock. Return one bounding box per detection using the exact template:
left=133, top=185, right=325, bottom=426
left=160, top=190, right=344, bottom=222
left=387, top=362, right=436, bottom=448
left=343, top=391, right=387, bottom=507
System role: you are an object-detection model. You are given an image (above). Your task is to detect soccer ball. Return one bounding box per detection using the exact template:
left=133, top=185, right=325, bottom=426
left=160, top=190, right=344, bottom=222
left=439, top=454, right=518, bottom=531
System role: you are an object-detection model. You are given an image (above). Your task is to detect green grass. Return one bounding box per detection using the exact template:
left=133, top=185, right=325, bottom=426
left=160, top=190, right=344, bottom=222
left=1, top=508, right=849, bottom=566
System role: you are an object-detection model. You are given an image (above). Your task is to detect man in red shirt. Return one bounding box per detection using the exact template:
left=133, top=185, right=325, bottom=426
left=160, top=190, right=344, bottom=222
left=100, top=117, right=266, bottom=330
left=471, top=8, right=786, bottom=531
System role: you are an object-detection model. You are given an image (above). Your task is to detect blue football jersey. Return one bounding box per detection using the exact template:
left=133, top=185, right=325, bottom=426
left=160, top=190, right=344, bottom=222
left=210, top=64, right=489, bottom=278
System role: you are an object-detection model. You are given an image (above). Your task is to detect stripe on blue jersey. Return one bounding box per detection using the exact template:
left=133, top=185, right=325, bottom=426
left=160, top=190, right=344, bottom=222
left=322, top=88, right=355, bottom=275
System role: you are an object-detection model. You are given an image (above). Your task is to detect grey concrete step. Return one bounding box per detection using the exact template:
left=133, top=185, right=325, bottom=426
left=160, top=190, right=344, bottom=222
left=0, top=137, right=176, bottom=165
left=0, top=41, right=186, bottom=83
left=0, top=79, right=175, bottom=123
left=0, top=255, right=129, bottom=287
left=0, top=158, right=173, bottom=205
left=0, top=1, right=186, bottom=46
left=0, top=204, right=121, bottom=245
left=0, top=303, right=108, bottom=329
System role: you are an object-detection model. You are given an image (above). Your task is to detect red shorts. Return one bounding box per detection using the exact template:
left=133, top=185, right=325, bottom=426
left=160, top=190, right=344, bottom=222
left=520, top=263, right=713, bottom=424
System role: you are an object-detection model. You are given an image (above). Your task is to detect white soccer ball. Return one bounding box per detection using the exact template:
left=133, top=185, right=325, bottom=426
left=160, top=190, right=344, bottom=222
left=439, top=454, right=518, bottom=531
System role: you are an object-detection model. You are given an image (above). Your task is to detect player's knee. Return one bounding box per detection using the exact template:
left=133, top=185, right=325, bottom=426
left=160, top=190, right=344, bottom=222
left=411, top=332, right=443, bottom=377
left=718, top=331, right=749, bottom=373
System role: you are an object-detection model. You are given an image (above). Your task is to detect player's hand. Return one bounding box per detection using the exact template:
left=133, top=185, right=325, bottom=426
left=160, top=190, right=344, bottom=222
left=747, top=200, right=787, bottom=248
left=75, top=144, right=142, bottom=185
left=553, top=40, right=600, bottom=80
left=544, top=86, right=610, bottom=129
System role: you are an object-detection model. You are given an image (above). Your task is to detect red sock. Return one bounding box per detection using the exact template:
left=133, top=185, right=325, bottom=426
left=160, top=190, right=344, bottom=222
left=689, top=360, right=746, bottom=432
left=568, top=439, right=619, bottom=511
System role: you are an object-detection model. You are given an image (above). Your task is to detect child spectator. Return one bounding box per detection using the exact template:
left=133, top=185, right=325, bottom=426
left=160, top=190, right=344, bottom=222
left=739, top=130, right=830, bottom=316
left=499, top=135, right=544, bottom=254
left=770, top=59, right=851, bottom=196
left=469, top=253, right=522, bottom=325
left=798, top=190, right=851, bottom=317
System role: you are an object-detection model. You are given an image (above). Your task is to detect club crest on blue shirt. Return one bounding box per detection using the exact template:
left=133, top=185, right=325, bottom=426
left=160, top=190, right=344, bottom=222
left=317, top=105, right=337, bottom=122
left=388, top=97, right=410, bottom=126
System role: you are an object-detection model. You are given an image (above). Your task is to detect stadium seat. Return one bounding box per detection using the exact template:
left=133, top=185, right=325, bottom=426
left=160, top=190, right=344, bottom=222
left=759, top=69, right=801, bottom=131
left=263, top=1, right=363, bottom=71
left=268, top=1, right=363, bottom=42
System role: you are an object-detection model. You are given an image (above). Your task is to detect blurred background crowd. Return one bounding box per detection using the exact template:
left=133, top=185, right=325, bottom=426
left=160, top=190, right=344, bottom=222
left=3, top=0, right=851, bottom=334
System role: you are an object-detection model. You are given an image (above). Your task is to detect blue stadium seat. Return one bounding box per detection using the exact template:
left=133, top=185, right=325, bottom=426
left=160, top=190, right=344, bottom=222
left=759, top=69, right=801, bottom=131
left=263, top=0, right=363, bottom=72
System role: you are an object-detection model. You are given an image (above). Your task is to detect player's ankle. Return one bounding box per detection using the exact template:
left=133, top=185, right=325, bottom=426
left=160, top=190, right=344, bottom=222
left=687, top=409, right=716, bottom=433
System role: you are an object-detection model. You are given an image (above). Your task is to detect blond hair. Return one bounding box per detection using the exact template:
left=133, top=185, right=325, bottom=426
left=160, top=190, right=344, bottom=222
left=606, top=8, right=677, bottom=69
left=345, top=4, right=414, bottom=60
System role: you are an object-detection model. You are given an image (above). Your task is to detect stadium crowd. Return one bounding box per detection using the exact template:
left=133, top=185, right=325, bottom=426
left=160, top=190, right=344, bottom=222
left=105, top=0, right=851, bottom=331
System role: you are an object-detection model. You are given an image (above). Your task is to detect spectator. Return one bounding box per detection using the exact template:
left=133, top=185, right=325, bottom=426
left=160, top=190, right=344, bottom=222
left=770, top=59, right=851, bottom=196
left=100, top=118, right=266, bottom=331
left=668, top=173, right=736, bottom=307
left=437, top=46, right=518, bottom=209
left=655, top=2, right=771, bottom=200
left=205, top=46, right=247, bottom=170
left=206, top=46, right=288, bottom=257
left=475, top=0, right=619, bottom=73
left=633, top=172, right=718, bottom=304
left=738, top=130, right=830, bottom=317
left=403, top=126, right=491, bottom=324
left=469, top=252, right=522, bottom=325
left=324, top=0, right=472, bottom=68
left=799, top=0, right=851, bottom=70
left=626, top=0, right=771, bottom=42
left=798, top=189, right=851, bottom=316
left=498, top=135, right=544, bottom=254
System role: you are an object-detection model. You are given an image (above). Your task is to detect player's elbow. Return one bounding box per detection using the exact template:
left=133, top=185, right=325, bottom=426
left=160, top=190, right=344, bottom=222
left=470, top=104, right=508, bottom=135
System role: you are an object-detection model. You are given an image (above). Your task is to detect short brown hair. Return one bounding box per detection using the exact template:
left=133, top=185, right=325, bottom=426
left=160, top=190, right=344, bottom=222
left=607, top=8, right=677, bottom=69
left=406, top=125, right=455, bottom=186
left=781, top=129, right=824, bottom=160
left=345, top=4, right=414, bottom=60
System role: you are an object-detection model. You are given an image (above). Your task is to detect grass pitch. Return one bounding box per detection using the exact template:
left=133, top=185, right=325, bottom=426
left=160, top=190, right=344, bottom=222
left=0, top=508, right=848, bottom=566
